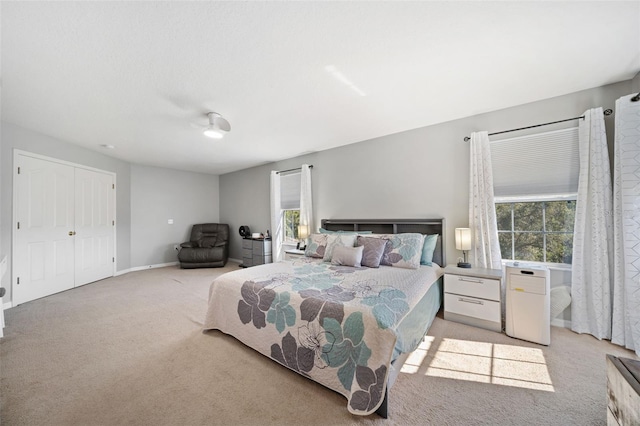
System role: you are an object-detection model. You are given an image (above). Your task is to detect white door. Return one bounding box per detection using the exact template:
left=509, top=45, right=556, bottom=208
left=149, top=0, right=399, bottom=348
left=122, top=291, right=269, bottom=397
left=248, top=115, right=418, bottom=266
left=74, top=168, right=114, bottom=286
left=14, top=155, right=75, bottom=305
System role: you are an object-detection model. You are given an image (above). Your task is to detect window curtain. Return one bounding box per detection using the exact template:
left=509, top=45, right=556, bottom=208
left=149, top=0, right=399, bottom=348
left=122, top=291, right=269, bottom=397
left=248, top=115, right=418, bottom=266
left=270, top=171, right=283, bottom=262
left=469, top=131, right=502, bottom=270
left=299, top=164, right=313, bottom=237
left=612, top=94, right=640, bottom=356
left=571, top=107, right=614, bottom=340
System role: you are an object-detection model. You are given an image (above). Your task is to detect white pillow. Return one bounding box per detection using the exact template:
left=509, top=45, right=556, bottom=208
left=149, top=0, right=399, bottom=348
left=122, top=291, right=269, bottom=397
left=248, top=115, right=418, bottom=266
left=322, top=234, right=357, bottom=262
left=331, top=245, right=364, bottom=267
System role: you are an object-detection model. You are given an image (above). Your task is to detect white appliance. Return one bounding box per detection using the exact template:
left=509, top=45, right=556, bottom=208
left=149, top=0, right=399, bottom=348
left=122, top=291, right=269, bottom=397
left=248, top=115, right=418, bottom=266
left=505, top=264, right=550, bottom=345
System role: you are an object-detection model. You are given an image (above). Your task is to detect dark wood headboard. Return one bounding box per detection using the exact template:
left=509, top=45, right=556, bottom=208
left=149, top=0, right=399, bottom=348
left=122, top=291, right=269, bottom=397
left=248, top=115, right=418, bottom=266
left=320, top=218, right=446, bottom=266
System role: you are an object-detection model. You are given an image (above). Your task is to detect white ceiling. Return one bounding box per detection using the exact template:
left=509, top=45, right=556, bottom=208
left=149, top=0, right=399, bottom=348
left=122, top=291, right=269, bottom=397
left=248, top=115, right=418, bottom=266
left=2, top=1, right=639, bottom=175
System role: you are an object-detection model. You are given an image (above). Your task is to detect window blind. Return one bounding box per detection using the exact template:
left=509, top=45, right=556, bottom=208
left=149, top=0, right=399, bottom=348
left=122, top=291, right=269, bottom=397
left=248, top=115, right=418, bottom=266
left=490, top=127, right=579, bottom=198
left=280, top=171, right=301, bottom=209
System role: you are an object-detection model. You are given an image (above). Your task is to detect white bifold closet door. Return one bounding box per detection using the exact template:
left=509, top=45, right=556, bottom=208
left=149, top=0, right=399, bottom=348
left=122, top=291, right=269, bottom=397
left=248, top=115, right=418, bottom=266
left=14, top=153, right=115, bottom=305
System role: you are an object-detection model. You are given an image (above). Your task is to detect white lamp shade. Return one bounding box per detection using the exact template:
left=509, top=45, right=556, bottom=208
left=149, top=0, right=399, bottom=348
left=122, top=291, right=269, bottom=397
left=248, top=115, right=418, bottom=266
left=298, top=224, right=309, bottom=239
left=455, top=228, right=472, bottom=251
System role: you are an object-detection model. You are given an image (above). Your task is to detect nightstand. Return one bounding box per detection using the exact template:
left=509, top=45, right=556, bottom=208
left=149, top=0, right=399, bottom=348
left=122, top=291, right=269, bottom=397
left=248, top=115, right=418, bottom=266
left=284, top=249, right=305, bottom=261
left=444, top=265, right=503, bottom=332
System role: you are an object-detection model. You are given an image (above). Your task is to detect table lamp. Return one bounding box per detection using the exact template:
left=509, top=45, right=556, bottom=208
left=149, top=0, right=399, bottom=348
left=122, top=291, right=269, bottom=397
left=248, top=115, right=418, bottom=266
left=455, top=227, right=472, bottom=268
left=298, top=224, right=309, bottom=250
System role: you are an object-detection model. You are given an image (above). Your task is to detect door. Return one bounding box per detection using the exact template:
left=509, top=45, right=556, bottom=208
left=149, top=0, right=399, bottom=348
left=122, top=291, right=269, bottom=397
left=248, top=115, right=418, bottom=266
left=14, top=152, right=116, bottom=305
left=74, top=168, right=114, bottom=286
left=14, top=155, right=75, bottom=305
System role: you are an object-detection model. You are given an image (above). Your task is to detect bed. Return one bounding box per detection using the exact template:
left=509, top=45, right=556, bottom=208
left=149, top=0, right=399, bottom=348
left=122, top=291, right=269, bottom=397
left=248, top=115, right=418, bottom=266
left=203, top=218, right=446, bottom=417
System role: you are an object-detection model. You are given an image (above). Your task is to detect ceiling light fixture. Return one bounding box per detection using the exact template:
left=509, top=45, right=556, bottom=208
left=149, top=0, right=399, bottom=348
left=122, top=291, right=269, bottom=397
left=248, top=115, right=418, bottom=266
left=203, top=112, right=230, bottom=139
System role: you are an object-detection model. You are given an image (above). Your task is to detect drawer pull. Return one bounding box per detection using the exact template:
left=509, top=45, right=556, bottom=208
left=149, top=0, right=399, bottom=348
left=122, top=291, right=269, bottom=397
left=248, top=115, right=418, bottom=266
left=459, top=297, right=483, bottom=305
left=459, top=277, right=483, bottom=284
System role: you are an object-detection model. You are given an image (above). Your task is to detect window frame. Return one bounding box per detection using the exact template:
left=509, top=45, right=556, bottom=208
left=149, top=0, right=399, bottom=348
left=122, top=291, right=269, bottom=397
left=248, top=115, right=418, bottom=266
left=495, top=194, right=576, bottom=267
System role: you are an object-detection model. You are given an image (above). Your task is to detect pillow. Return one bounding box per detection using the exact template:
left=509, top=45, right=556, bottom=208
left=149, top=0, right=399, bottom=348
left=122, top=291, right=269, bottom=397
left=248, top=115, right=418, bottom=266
left=356, top=236, right=387, bottom=268
left=305, top=234, right=328, bottom=258
left=330, top=245, right=364, bottom=267
left=420, top=234, right=439, bottom=266
left=319, top=228, right=373, bottom=235
left=322, top=234, right=357, bottom=262
left=432, top=235, right=443, bottom=266
left=366, top=233, right=424, bottom=269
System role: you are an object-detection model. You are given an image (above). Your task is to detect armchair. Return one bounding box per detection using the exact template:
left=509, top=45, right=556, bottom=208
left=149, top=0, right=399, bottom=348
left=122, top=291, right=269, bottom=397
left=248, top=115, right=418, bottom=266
left=178, top=223, right=229, bottom=268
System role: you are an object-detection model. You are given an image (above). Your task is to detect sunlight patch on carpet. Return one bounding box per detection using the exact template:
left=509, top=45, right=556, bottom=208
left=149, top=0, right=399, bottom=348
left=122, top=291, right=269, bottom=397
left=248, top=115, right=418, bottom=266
left=401, top=337, right=554, bottom=392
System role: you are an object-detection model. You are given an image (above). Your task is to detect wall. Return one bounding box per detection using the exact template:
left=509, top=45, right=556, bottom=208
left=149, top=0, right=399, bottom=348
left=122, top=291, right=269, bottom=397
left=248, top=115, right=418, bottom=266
left=0, top=123, right=132, bottom=304
left=130, top=164, right=219, bottom=267
left=1, top=123, right=221, bottom=306
left=221, top=80, right=632, bottom=261
left=220, top=80, right=634, bottom=325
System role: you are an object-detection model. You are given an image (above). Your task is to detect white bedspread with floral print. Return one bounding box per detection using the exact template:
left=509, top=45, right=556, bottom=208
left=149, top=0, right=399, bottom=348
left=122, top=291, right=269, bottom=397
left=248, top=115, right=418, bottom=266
left=203, top=257, right=442, bottom=415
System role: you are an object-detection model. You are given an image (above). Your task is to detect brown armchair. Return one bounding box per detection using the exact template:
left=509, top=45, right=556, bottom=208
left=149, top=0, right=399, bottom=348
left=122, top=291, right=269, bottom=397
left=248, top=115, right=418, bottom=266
left=178, top=223, right=229, bottom=268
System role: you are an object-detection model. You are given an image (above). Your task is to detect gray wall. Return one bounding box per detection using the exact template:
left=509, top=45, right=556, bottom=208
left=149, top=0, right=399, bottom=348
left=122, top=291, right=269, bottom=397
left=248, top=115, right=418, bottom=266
left=0, top=123, right=220, bottom=306
left=220, top=80, right=633, bottom=268
left=130, top=164, right=219, bottom=267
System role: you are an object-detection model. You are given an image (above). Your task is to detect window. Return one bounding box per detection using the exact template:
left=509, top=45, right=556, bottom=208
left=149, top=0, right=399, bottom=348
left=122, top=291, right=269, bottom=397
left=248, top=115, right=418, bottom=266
left=496, top=200, right=576, bottom=264
left=283, top=209, right=300, bottom=244
left=491, top=128, right=579, bottom=265
left=280, top=172, right=301, bottom=244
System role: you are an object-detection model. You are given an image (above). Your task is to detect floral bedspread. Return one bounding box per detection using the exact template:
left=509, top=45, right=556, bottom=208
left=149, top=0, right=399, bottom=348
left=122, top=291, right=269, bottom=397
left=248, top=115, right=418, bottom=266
left=203, top=258, right=442, bottom=415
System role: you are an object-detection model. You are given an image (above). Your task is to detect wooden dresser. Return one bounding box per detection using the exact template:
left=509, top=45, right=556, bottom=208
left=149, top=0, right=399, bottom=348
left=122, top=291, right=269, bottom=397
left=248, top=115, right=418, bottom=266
left=607, top=354, right=640, bottom=425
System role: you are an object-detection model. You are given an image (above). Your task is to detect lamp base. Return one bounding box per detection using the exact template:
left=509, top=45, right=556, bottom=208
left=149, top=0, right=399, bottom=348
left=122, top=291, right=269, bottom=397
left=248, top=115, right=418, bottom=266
left=457, top=262, right=472, bottom=268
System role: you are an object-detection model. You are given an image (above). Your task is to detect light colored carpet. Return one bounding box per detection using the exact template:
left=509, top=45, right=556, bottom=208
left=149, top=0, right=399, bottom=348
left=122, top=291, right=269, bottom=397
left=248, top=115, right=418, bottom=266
left=1, top=263, right=637, bottom=425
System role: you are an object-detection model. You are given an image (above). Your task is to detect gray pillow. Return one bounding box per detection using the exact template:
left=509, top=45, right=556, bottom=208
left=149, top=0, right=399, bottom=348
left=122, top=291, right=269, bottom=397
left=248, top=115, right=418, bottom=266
left=330, top=245, right=364, bottom=267
left=356, top=236, right=387, bottom=268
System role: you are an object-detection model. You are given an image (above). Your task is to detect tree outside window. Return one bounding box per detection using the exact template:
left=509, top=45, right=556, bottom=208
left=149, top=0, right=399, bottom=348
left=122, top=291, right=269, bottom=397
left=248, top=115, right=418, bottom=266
left=496, top=200, right=576, bottom=265
left=283, top=209, right=300, bottom=244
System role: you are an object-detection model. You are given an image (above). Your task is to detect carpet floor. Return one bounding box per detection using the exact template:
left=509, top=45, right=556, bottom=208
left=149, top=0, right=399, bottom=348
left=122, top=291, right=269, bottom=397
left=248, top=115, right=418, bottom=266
left=0, top=263, right=637, bottom=425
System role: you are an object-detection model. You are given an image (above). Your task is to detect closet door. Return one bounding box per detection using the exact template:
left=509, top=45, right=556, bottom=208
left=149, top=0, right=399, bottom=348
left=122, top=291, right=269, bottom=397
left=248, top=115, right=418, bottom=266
left=14, top=155, right=75, bottom=305
left=74, top=168, right=115, bottom=286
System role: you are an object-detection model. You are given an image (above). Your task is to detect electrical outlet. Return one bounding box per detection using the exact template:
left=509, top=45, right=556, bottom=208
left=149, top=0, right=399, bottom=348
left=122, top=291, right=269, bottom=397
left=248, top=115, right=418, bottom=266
left=173, top=244, right=180, bottom=251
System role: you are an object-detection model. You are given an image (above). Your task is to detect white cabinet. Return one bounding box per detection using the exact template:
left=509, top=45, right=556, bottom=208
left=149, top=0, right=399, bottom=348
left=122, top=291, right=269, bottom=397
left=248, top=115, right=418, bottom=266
left=284, top=249, right=305, bottom=261
left=242, top=238, right=272, bottom=267
left=444, top=265, right=503, bottom=332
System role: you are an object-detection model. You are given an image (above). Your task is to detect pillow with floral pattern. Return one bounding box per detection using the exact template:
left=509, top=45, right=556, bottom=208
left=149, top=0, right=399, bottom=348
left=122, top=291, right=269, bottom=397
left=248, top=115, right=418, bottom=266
left=366, top=233, right=425, bottom=269
left=304, top=234, right=327, bottom=258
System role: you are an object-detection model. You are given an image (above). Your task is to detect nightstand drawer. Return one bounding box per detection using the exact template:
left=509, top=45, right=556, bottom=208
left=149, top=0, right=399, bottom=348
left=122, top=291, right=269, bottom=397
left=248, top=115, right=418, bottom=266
left=445, top=274, right=500, bottom=301
left=444, top=293, right=501, bottom=323
left=242, top=239, right=253, bottom=249
left=242, top=248, right=253, bottom=259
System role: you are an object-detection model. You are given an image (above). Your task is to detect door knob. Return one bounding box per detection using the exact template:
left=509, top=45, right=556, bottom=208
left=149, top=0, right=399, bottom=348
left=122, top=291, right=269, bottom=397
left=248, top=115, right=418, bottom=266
left=68, top=231, right=76, bottom=236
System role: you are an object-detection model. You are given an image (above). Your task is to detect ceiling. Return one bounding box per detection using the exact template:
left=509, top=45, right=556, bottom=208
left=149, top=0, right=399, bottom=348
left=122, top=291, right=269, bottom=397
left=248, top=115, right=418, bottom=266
left=2, top=2, right=639, bottom=175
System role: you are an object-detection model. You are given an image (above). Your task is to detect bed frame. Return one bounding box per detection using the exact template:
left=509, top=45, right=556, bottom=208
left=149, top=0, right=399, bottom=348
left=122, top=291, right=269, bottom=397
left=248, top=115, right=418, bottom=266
left=320, top=218, right=446, bottom=418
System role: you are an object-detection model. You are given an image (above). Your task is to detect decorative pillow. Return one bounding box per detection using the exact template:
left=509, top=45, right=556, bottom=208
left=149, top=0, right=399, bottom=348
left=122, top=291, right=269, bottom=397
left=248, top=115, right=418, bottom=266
left=330, top=245, right=364, bottom=267
left=322, top=234, right=357, bottom=262
left=305, top=234, right=328, bottom=258
left=356, top=236, right=387, bottom=268
left=366, top=233, right=425, bottom=269
left=420, top=234, right=439, bottom=266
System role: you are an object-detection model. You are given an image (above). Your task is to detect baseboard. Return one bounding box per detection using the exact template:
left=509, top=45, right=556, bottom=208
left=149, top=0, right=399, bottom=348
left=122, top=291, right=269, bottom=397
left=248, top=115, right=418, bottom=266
left=116, top=262, right=179, bottom=276
left=3, top=301, right=12, bottom=310
left=228, top=257, right=242, bottom=264
left=551, top=318, right=571, bottom=329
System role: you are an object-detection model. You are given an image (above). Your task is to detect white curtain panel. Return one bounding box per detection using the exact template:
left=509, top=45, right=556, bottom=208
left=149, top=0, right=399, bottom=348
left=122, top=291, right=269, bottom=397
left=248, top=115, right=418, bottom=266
left=299, top=164, right=314, bottom=235
left=571, top=107, right=614, bottom=340
left=270, top=171, right=283, bottom=262
left=612, top=94, right=640, bottom=356
left=469, top=131, right=502, bottom=270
